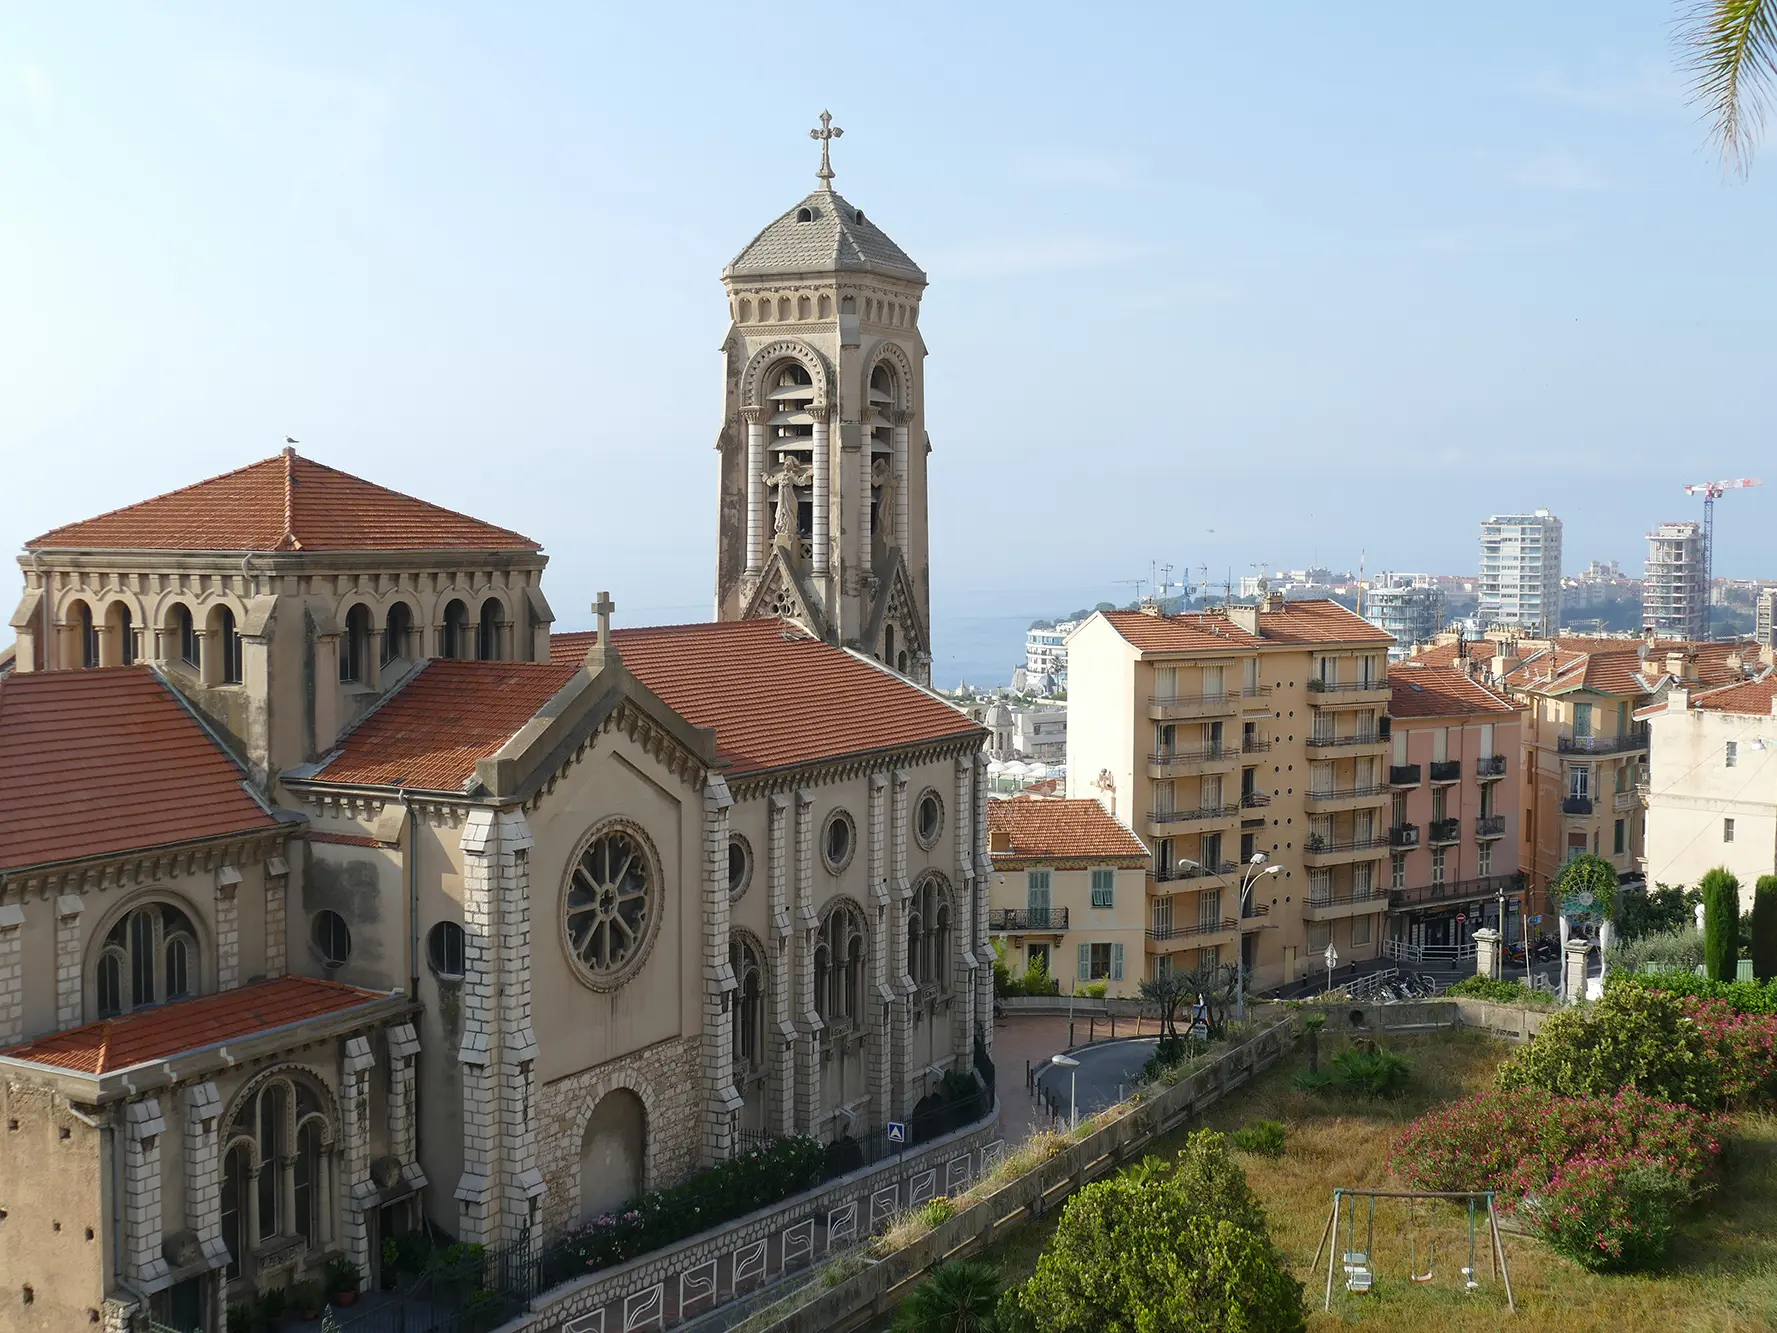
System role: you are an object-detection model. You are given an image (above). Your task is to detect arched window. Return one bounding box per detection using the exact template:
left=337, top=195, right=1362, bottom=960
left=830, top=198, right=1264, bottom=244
left=442, top=599, right=470, bottom=658
left=766, top=362, right=818, bottom=550
left=815, top=901, right=866, bottom=1027
left=71, top=600, right=99, bottom=668
left=383, top=602, right=413, bottom=665
left=427, top=920, right=465, bottom=978
left=95, top=902, right=201, bottom=1018
left=884, top=624, right=895, bottom=667
left=729, top=936, right=765, bottom=1072
left=477, top=598, right=505, bottom=661
left=207, top=605, right=242, bottom=685
left=106, top=602, right=135, bottom=666
left=312, top=910, right=351, bottom=967
left=168, top=603, right=199, bottom=668
left=909, top=878, right=951, bottom=992
left=224, top=1072, right=334, bottom=1279
left=340, top=604, right=372, bottom=683
left=221, top=1144, right=250, bottom=1280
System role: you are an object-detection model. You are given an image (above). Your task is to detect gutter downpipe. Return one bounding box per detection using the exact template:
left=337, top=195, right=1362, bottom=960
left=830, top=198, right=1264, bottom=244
left=401, top=789, right=419, bottom=1001
left=28, top=551, right=49, bottom=671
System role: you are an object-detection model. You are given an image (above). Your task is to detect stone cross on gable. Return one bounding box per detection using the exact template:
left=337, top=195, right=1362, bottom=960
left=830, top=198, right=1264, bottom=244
left=809, top=109, right=842, bottom=190
left=594, top=591, right=615, bottom=646
left=585, top=591, right=619, bottom=671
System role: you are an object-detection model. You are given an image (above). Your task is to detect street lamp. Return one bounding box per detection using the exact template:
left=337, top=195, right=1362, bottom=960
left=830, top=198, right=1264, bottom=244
left=1051, top=1053, right=1080, bottom=1130
left=1181, top=852, right=1282, bottom=1024
left=1324, top=942, right=1339, bottom=994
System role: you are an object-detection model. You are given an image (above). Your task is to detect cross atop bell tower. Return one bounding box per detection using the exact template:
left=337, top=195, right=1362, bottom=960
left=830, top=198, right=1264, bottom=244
left=809, top=110, right=842, bottom=191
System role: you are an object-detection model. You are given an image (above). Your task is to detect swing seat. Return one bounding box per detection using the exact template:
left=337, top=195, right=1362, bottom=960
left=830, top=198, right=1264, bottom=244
left=1342, top=1253, right=1373, bottom=1293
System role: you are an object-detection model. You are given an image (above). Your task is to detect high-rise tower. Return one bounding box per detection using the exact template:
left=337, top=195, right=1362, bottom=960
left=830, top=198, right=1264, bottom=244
left=712, top=113, right=932, bottom=683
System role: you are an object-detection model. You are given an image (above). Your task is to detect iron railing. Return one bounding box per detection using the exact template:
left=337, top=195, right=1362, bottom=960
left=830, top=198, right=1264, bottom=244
left=1304, top=833, right=1390, bottom=855
left=1147, top=917, right=1237, bottom=942
left=1389, top=764, right=1422, bottom=786
left=1242, top=737, right=1273, bottom=754
left=1307, top=678, right=1390, bottom=694
left=1148, top=746, right=1231, bottom=767
left=1306, top=731, right=1386, bottom=749
left=1476, top=754, right=1508, bottom=778
left=1305, top=784, right=1388, bottom=802
left=1558, top=724, right=1649, bottom=755
left=1240, top=791, right=1271, bottom=808
left=1428, top=817, right=1462, bottom=844
left=989, top=907, right=1069, bottom=930
left=1475, top=814, right=1506, bottom=837
left=1306, top=884, right=1388, bottom=908
left=1148, top=805, right=1242, bottom=826
left=1562, top=795, right=1594, bottom=816
left=1389, top=824, right=1420, bottom=848
left=1429, top=760, right=1462, bottom=782
left=1388, top=871, right=1524, bottom=911
left=1153, top=860, right=1237, bottom=884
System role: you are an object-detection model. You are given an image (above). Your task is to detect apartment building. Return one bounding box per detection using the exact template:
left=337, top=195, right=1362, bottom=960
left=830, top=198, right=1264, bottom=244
left=1383, top=663, right=1524, bottom=958
left=1365, top=576, right=1445, bottom=654
left=1756, top=587, right=1776, bottom=649
left=1643, top=676, right=1777, bottom=899
left=1479, top=510, right=1563, bottom=636
left=1066, top=595, right=1394, bottom=992
left=985, top=797, right=1150, bottom=998
left=1643, top=521, right=1708, bottom=640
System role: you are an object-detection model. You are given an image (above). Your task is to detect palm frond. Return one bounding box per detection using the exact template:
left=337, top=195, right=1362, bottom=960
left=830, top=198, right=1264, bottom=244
left=1680, top=0, right=1777, bottom=176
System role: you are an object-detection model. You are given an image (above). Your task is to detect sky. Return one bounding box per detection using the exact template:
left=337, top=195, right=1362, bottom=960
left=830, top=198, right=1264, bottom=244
left=3, top=2, right=1775, bottom=687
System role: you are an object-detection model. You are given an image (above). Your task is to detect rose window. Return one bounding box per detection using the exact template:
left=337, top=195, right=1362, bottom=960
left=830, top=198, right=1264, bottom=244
left=564, top=828, right=656, bottom=984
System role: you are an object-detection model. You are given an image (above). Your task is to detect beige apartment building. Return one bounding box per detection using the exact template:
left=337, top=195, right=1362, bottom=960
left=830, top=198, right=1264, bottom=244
left=1066, top=596, right=1395, bottom=993
left=985, top=798, right=1149, bottom=999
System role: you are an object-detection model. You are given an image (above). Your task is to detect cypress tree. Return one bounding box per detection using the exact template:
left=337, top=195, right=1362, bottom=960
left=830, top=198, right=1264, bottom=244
left=1752, top=875, right=1777, bottom=981
left=1702, top=867, right=1742, bottom=983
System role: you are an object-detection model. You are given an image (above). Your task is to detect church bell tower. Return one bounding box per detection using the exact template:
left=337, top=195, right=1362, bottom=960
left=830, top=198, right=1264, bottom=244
left=713, top=112, right=932, bottom=683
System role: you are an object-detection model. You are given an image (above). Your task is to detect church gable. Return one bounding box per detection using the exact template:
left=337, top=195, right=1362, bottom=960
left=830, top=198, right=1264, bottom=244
left=861, top=550, right=928, bottom=676
left=740, top=554, right=830, bottom=641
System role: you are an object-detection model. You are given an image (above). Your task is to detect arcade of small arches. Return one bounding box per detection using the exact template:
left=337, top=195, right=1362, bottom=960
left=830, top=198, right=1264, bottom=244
left=219, top=1068, right=340, bottom=1285
left=731, top=291, right=918, bottom=329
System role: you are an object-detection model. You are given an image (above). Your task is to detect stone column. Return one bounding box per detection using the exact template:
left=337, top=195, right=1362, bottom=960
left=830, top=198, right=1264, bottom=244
left=387, top=1023, right=428, bottom=1192
left=858, top=448, right=874, bottom=582
left=184, top=1082, right=230, bottom=1270
left=340, top=1037, right=375, bottom=1288
left=743, top=407, right=766, bottom=576
left=792, top=790, right=820, bottom=1135
left=214, top=866, right=242, bottom=991
left=55, top=895, right=84, bottom=1029
left=0, top=906, right=23, bottom=1046
left=264, top=856, right=290, bottom=978
left=973, top=752, right=995, bottom=1057
left=495, top=816, right=544, bottom=1240
left=812, top=409, right=831, bottom=580
left=767, top=795, right=795, bottom=1136
left=1472, top=927, right=1502, bottom=981
left=892, top=414, right=911, bottom=557
left=701, top=775, right=742, bottom=1165
left=889, top=771, right=913, bottom=1119
left=951, top=757, right=979, bottom=1058
left=1563, top=937, right=1591, bottom=1003
left=123, top=1099, right=171, bottom=1290
left=457, top=810, right=502, bottom=1243
left=867, top=774, right=891, bottom=1129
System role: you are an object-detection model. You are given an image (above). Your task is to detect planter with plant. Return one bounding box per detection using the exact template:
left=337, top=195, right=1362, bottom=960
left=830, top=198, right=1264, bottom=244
left=289, top=1281, right=323, bottom=1322
left=256, top=1286, right=287, bottom=1331
left=325, top=1257, right=361, bottom=1306
left=226, top=1303, right=257, bottom=1333
left=381, top=1237, right=400, bottom=1290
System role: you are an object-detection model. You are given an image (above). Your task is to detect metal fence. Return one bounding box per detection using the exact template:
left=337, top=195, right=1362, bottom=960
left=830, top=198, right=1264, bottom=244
left=324, top=1236, right=540, bottom=1333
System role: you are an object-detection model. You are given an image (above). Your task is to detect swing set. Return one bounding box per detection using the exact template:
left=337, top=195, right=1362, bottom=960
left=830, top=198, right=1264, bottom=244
left=1310, top=1188, right=1516, bottom=1314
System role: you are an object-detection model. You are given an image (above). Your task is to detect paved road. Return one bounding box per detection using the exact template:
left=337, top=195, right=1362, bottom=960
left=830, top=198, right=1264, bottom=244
left=1035, top=1037, right=1158, bottom=1124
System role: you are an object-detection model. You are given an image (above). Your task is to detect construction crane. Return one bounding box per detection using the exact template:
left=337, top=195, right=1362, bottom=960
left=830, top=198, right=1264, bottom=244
left=1683, top=478, right=1762, bottom=637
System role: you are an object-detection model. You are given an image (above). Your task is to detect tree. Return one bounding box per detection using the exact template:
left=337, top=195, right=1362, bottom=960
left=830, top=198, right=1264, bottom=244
left=1616, top=881, right=1691, bottom=941
left=1680, top=0, right=1777, bottom=176
left=894, top=1260, right=1001, bottom=1333
left=1554, top=854, right=1620, bottom=922
left=1702, top=866, right=1742, bottom=981
left=1138, top=969, right=1195, bottom=1045
left=1007, top=1131, right=1305, bottom=1333
left=1752, top=875, right=1777, bottom=980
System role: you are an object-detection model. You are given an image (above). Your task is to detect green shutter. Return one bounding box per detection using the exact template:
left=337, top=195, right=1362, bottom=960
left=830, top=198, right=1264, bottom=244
left=1077, top=943, right=1090, bottom=981
left=1111, top=943, right=1125, bottom=981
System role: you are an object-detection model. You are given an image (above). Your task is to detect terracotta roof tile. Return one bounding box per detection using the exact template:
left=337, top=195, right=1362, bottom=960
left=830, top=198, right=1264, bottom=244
left=558, top=621, right=984, bottom=777
left=1099, top=612, right=1262, bottom=653
left=1503, top=639, right=1757, bottom=698
left=987, top=797, right=1148, bottom=862
left=1387, top=663, right=1520, bottom=719
left=27, top=450, right=538, bottom=553
left=0, top=977, right=389, bottom=1075
left=1411, top=641, right=1498, bottom=668
left=0, top=668, right=281, bottom=872
left=1691, top=676, right=1777, bottom=715
left=1255, top=598, right=1394, bottom=646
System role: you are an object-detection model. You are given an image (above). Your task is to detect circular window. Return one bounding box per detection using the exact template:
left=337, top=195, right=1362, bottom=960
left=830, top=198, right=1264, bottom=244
left=822, top=810, right=857, bottom=873
left=562, top=823, right=661, bottom=989
left=427, top=921, right=465, bottom=978
left=312, top=911, right=351, bottom=967
left=728, top=835, right=753, bottom=900
left=915, top=790, right=945, bottom=850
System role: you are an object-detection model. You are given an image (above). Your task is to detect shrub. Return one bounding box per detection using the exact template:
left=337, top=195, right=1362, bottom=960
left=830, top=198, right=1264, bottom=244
left=893, top=1259, right=1001, bottom=1333
left=1496, top=983, right=1724, bottom=1109
left=289, top=1281, right=323, bottom=1317
left=325, top=1256, right=361, bottom=1294
left=1529, top=1159, right=1688, bottom=1272
left=1444, top=975, right=1552, bottom=1006
left=1617, top=880, right=1693, bottom=941
left=1007, top=1131, right=1304, bottom=1332
left=1329, top=1047, right=1411, bottom=1098
left=918, top=1197, right=956, bottom=1229
left=1610, top=968, right=1777, bottom=1012
left=1608, top=926, right=1706, bottom=974
left=1229, top=1120, right=1286, bottom=1156
left=1703, top=866, right=1743, bottom=982
left=1290, top=1069, right=1333, bottom=1092
left=1755, top=876, right=1777, bottom=981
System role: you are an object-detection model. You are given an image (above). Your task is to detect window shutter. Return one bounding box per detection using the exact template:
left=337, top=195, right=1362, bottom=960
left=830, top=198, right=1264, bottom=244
left=1112, top=943, right=1125, bottom=981
left=1077, top=943, right=1090, bottom=981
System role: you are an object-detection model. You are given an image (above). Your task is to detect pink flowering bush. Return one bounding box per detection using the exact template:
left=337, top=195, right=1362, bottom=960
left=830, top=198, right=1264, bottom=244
left=1682, top=995, right=1777, bottom=1104
left=1531, top=1156, right=1686, bottom=1271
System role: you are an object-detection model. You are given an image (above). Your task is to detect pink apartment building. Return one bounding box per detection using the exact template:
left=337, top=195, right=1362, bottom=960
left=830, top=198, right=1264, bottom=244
left=1384, top=663, right=1526, bottom=960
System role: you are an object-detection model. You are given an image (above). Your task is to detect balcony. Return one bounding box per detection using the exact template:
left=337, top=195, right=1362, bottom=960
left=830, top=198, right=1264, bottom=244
left=1612, top=789, right=1642, bottom=813
left=1307, top=678, right=1392, bottom=707
left=1475, top=814, right=1506, bottom=839
left=1428, top=817, right=1462, bottom=845
left=1240, top=790, right=1271, bottom=809
left=1303, top=884, right=1389, bottom=920
left=1557, top=723, right=1650, bottom=756
left=1429, top=760, right=1462, bottom=783
left=1388, top=871, right=1524, bottom=912
left=1240, top=686, right=1274, bottom=712
left=1240, top=902, right=1271, bottom=931
left=1303, top=833, right=1391, bottom=866
left=1388, top=764, right=1422, bottom=787
left=1389, top=823, right=1420, bottom=848
left=1562, top=795, right=1594, bottom=817
left=1305, top=730, right=1388, bottom=752
left=1304, top=783, right=1390, bottom=814
left=1146, top=747, right=1239, bottom=779
left=1476, top=755, right=1507, bottom=779
left=1148, top=691, right=1240, bottom=721
left=988, top=907, right=1069, bottom=932
left=1152, top=859, right=1237, bottom=885
left=1146, top=917, right=1237, bottom=949
left=1241, top=737, right=1272, bottom=755
left=1146, top=805, right=1241, bottom=838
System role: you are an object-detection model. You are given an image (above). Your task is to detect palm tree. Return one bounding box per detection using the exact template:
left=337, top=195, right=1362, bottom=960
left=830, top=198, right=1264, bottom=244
left=1680, top=0, right=1777, bottom=174
left=893, top=1260, right=1002, bottom=1333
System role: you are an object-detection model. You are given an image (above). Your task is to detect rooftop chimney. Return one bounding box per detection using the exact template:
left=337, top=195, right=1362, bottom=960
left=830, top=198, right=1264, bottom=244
left=1266, top=591, right=1286, bottom=613
left=1666, top=650, right=1688, bottom=682
left=1226, top=604, right=1261, bottom=635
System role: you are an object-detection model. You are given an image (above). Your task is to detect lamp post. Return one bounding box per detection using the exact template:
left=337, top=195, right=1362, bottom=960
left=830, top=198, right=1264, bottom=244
left=1051, top=1053, right=1080, bottom=1130
left=1181, top=852, right=1282, bottom=1024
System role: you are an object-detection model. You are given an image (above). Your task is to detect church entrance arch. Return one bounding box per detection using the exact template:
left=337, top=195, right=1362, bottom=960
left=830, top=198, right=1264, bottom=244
left=578, top=1089, right=646, bottom=1222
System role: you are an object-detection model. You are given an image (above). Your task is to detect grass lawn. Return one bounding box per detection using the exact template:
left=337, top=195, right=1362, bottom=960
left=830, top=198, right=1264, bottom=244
left=976, top=1027, right=1777, bottom=1332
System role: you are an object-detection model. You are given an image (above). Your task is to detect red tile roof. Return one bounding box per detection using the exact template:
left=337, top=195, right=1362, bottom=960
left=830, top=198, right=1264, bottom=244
left=987, top=797, right=1148, bottom=862
left=1691, top=676, right=1777, bottom=715
left=0, top=668, right=281, bottom=872
left=1100, top=599, right=1389, bottom=653
left=1387, top=663, right=1520, bottom=719
left=1255, top=598, right=1394, bottom=646
left=558, top=621, right=985, bottom=777
left=1411, top=640, right=1499, bottom=669
left=27, top=449, right=538, bottom=553
left=315, top=620, right=984, bottom=790
left=1503, top=639, right=1756, bottom=698
left=0, top=976, right=389, bottom=1075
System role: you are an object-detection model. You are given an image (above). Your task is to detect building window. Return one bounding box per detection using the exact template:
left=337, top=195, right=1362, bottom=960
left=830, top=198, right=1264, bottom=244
left=1727, top=740, right=1739, bottom=769
left=1080, top=941, right=1123, bottom=982
left=1613, top=819, right=1626, bottom=855
left=816, top=900, right=868, bottom=1023
left=1568, top=766, right=1590, bottom=799
left=173, top=604, right=199, bottom=667
left=907, top=878, right=950, bottom=991
left=1352, top=914, right=1372, bottom=946
left=442, top=599, right=470, bottom=658
left=1566, top=833, right=1586, bottom=862
left=223, top=1073, right=334, bottom=1280
left=915, top=790, right=944, bottom=849
left=427, top=921, right=465, bottom=978
left=563, top=823, right=659, bottom=988
left=822, top=809, right=857, bottom=873
left=207, top=606, right=243, bottom=685
left=477, top=597, right=506, bottom=661
left=1026, top=869, right=1052, bottom=912
left=730, top=935, right=765, bottom=1071
left=1573, top=702, right=1593, bottom=739
left=383, top=602, right=413, bottom=664
left=1390, top=853, right=1405, bottom=890
left=1477, top=841, right=1492, bottom=876
left=727, top=835, right=752, bottom=899
left=1431, top=847, right=1446, bottom=884
left=1090, top=868, right=1114, bottom=908
left=94, top=902, right=200, bottom=1019
left=1725, top=818, right=1736, bottom=844
left=340, top=604, right=372, bottom=683
left=1307, top=921, right=1331, bottom=952
left=311, top=910, right=352, bottom=967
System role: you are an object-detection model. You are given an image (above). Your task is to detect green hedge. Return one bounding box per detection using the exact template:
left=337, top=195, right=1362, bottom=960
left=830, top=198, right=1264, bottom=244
left=1444, top=976, right=1555, bottom=1007
left=1703, top=867, right=1742, bottom=982
left=1754, top=876, right=1777, bottom=981
left=1609, top=968, right=1777, bottom=1014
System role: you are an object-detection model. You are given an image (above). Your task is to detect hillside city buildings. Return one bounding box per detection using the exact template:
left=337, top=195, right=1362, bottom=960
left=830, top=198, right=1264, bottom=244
left=1478, top=510, right=1564, bottom=637
left=1364, top=576, right=1445, bottom=654
left=1643, top=521, right=1710, bottom=640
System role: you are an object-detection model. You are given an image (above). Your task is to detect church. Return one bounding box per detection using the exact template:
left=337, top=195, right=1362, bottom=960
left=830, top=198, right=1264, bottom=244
left=0, top=121, right=990, bottom=1333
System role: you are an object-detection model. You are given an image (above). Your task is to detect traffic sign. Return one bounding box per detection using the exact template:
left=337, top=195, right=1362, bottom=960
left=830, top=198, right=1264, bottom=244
left=1456, top=913, right=1466, bottom=923
left=1530, top=915, right=1543, bottom=925
left=887, top=1122, right=907, bottom=1145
